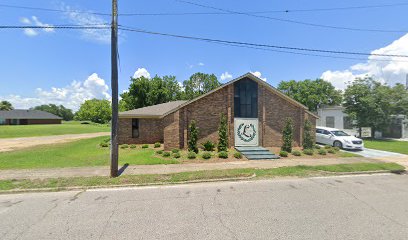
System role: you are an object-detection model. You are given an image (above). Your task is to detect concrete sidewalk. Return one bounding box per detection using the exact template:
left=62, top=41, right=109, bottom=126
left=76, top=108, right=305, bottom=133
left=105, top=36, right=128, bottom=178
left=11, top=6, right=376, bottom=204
left=0, top=157, right=391, bottom=180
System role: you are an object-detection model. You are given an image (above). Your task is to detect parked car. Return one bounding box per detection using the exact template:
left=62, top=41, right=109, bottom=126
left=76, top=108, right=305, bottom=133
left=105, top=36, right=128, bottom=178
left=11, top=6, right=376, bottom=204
left=316, top=126, right=364, bottom=150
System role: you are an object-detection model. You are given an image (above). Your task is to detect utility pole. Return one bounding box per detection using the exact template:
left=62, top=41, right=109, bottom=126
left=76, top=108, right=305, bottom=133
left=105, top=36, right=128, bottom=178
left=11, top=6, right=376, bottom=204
left=110, top=0, right=119, bottom=177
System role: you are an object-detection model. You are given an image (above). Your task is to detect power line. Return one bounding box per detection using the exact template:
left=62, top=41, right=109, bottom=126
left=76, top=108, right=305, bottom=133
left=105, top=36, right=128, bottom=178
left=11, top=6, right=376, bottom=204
left=175, top=0, right=408, bottom=33
left=2, top=2, right=408, bottom=16
left=0, top=25, right=110, bottom=30
left=118, top=26, right=408, bottom=58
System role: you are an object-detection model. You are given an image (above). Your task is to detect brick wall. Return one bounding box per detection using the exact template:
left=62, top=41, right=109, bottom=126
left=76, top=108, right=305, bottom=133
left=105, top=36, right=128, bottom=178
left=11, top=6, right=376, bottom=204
left=163, top=111, right=181, bottom=150
left=118, top=118, right=163, bottom=144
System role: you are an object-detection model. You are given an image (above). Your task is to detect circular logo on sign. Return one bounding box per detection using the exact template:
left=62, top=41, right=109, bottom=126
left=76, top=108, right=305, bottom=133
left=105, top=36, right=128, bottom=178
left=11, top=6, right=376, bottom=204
left=237, top=123, right=256, bottom=142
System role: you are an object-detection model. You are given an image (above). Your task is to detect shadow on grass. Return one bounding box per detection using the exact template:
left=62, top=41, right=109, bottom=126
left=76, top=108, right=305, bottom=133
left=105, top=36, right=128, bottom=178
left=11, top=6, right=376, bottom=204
left=118, top=163, right=129, bottom=176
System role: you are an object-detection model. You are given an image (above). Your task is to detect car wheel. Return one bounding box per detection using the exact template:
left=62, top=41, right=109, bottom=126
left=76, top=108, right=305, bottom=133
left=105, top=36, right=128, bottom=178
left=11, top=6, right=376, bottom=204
left=333, top=141, right=343, bottom=149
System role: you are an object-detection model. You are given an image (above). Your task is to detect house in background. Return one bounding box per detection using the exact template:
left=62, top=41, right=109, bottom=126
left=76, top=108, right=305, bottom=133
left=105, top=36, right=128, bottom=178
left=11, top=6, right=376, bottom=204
left=118, top=72, right=318, bottom=151
left=0, top=109, right=62, bottom=125
left=317, top=105, right=408, bottom=139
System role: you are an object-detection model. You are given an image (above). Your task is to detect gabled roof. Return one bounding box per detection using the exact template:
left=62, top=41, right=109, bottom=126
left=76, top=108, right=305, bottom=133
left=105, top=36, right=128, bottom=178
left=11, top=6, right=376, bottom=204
left=0, top=109, right=62, bottom=120
left=119, top=100, right=187, bottom=118
left=119, top=72, right=319, bottom=119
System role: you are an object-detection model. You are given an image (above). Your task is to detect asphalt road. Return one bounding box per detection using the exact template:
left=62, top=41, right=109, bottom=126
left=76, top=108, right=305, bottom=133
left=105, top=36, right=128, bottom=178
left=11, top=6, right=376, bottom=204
left=1, top=174, right=408, bottom=240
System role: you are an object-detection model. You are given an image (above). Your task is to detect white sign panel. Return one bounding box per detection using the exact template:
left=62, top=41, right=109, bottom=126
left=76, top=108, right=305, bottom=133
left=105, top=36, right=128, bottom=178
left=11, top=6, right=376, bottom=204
left=360, top=127, right=372, bottom=138
left=234, top=118, right=259, bottom=146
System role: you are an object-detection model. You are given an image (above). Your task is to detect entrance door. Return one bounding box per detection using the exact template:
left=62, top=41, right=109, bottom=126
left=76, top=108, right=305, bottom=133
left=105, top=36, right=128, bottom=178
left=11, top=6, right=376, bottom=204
left=234, top=118, right=259, bottom=146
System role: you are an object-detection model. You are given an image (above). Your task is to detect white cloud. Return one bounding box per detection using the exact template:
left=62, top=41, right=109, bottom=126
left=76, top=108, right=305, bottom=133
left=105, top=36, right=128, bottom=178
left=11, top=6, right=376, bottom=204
left=321, top=33, right=408, bottom=90
left=19, top=16, right=54, bottom=37
left=220, top=72, right=233, bottom=81
left=1, top=73, right=110, bottom=110
left=60, top=3, right=111, bottom=43
left=187, top=62, right=205, bottom=69
left=133, top=68, right=151, bottom=79
left=251, top=71, right=267, bottom=81
left=198, top=62, right=205, bottom=66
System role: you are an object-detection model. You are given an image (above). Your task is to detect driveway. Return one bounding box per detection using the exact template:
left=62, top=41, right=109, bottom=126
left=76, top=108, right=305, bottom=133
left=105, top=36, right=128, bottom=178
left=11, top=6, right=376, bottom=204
left=0, top=132, right=110, bottom=152
left=1, top=174, right=408, bottom=240
left=344, top=148, right=406, bottom=158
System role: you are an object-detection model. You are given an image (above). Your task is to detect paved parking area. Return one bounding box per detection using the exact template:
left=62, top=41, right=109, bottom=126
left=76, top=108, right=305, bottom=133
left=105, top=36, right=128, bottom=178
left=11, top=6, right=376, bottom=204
left=344, top=148, right=406, bottom=158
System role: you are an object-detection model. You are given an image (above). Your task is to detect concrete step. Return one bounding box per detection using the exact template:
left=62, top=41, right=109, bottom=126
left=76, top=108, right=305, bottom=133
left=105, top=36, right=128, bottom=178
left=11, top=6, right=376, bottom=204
left=235, top=146, right=280, bottom=160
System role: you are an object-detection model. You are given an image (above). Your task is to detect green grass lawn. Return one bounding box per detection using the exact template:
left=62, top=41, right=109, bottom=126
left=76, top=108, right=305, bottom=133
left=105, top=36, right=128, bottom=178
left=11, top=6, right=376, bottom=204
left=0, top=136, right=178, bottom=170
left=0, top=162, right=403, bottom=191
left=0, top=121, right=110, bottom=138
left=364, top=139, right=408, bottom=155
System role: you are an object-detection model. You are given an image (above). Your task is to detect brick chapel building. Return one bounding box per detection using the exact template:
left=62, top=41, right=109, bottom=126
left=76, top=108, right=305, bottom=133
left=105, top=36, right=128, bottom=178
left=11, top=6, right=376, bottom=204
left=118, top=73, right=317, bottom=150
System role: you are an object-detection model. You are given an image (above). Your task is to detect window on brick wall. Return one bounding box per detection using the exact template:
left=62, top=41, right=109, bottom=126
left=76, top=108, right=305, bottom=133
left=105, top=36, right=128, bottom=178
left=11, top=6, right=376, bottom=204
left=234, top=78, right=258, bottom=118
left=132, top=119, right=139, bottom=138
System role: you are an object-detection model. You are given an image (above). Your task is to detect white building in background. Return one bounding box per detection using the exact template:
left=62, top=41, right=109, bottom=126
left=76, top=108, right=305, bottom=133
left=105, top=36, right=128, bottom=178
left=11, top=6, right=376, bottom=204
left=316, top=106, right=358, bottom=136
left=317, top=105, right=408, bottom=139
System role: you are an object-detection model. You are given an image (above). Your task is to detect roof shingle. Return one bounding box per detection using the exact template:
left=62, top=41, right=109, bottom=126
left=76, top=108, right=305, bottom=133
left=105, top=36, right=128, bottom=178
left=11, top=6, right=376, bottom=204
left=0, top=110, right=62, bottom=120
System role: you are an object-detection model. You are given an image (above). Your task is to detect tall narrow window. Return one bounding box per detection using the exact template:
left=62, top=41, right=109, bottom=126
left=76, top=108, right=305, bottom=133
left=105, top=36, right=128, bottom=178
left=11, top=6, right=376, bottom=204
left=343, top=116, right=353, bottom=129
left=326, top=116, right=335, bottom=128
left=234, top=78, right=258, bottom=118
left=132, top=119, right=139, bottom=138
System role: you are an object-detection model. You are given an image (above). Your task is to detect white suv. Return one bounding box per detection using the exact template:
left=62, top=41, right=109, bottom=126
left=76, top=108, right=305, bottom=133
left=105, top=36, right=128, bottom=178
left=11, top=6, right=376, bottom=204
left=316, top=126, right=364, bottom=150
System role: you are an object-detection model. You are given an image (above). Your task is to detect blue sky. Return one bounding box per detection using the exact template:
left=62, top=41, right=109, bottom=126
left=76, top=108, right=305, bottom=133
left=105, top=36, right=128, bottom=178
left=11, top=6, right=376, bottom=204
left=1, top=0, right=407, bottom=110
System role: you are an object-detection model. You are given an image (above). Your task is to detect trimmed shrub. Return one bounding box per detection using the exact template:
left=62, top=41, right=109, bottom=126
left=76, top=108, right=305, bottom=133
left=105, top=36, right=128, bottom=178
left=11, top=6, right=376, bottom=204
left=281, top=118, right=294, bottom=153
left=302, top=119, right=314, bottom=150
left=120, top=144, right=129, bottom=149
left=328, top=149, right=336, bottom=154
left=156, top=150, right=163, bottom=154
left=314, top=144, right=321, bottom=149
left=279, top=150, right=288, bottom=157
left=162, top=151, right=171, bottom=157
left=130, top=144, right=136, bottom=149
left=234, top=152, right=243, bottom=159
left=99, top=142, right=109, bottom=147
left=218, top=151, right=228, bottom=159
left=154, top=142, right=161, bottom=148
left=142, top=144, right=149, bottom=149
left=324, top=145, right=332, bottom=149
left=292, top=150, right=302, bottom=156
left=188, top=120, right=199, bottom=153
left=172, top=149, right=180, bottom=153
left=218, top=113, right=229, bottom=152
left=202, top=140, right=215, bottom=151
left=173, top=152, right=181, bottom=158
left=303, top=149, right=314, bottom=155
left=318, top=149, right=327, bottom=155
left=187, top=151, right=197, bottom=159
left=333, top=147, right=340, bottom=151
left=202, top=152, right=211, bottom=159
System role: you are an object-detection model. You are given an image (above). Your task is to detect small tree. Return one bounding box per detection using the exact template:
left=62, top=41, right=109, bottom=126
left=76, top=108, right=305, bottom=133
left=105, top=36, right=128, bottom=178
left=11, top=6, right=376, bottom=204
left=188, top=120, right=199, bottom=153
left=218, top=113, right=228, bottom=152
left=302, top=119, right=314, bottom=149
left=281, top=118, right=293, bottom=152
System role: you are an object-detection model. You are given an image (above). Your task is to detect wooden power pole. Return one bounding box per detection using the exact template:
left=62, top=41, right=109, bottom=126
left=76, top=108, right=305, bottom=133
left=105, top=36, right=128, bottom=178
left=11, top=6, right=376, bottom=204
left=110, top=0, right=119, bottom=177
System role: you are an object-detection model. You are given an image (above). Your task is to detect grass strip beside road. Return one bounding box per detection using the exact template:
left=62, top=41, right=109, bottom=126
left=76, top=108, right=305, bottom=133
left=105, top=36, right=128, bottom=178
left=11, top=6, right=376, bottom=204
left=0, top=121, right=110, bottom=138
left=364, top=139, right=408, bottom=155
left=0, top=163, right=403, bottom=191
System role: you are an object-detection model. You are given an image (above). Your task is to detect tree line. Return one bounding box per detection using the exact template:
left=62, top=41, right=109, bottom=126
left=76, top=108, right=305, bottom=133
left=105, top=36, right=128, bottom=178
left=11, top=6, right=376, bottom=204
left=2, top=73, right=407, bottom=132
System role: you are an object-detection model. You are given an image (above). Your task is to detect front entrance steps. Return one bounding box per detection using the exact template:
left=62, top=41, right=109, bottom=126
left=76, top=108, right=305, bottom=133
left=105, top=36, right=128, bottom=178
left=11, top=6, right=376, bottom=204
left=235, top=146, right=280, bottom=160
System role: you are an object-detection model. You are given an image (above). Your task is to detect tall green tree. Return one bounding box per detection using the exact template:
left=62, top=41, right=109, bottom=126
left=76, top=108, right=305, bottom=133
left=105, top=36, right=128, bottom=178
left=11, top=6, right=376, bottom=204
left=75, top=99, right=111, bottom=124
left=218, top=113, right=228, bottom=152
left=32, top=104, right=74, bottom=121
left=0, top=101, right=13, bottom=111
left=183, top=73, right=221, bottom=100
left=302, top=119, right=314, bottom=150
left=120, top=76, right=151, bottom=110
left=188, top=120, right=199, bottom=153
left=281, top=118, right=294, bottom=152
left=343, top=76, right=393, bottom=136
left=277, top=79, right=342, bottom=111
